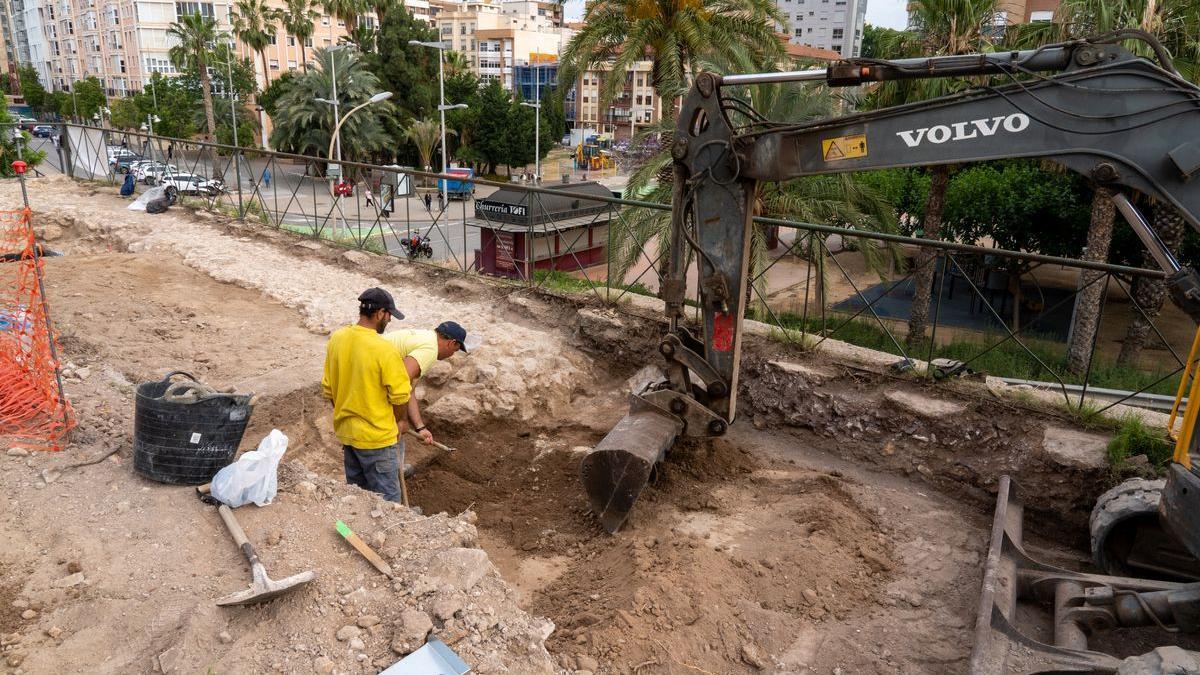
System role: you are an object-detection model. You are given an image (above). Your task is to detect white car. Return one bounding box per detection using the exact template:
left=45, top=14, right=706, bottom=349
left=137, top=162, right=178, bottom=184
left=107, top=145, right=138, bottom=161
left=160, top=172, right=225, bottom=196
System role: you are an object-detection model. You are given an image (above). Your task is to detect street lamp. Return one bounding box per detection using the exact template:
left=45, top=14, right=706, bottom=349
left=409, top=39, right=466, bottom=205
left=324, top=91, right=393, bottom=163
left=520, top=50, right=544, bottom=183
left=317, top=90, right=392, bottom=237
left=140, top=114, right=161, bottom=159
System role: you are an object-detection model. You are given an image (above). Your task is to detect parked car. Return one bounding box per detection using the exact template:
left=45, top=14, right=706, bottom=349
left=17, top=117, right=37, bottom=131
left=110, top=154, right=145, bottom=173
left=31, top=125, right=56, bottom=138
left=136, top=162, right=178, bottom=185
left=160, top=172, right=224, bottom=196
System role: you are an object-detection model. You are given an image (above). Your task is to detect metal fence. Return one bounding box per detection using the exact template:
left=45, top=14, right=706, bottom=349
left=20, top=122, right=1194, bottom=416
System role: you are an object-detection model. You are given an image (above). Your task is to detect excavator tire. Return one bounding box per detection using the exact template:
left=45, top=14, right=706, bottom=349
left=1090, top=478, right=1200, bottom=581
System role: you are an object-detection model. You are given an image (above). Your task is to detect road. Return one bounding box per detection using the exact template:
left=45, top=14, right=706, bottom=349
left=29, top=135, right=491, bottom=268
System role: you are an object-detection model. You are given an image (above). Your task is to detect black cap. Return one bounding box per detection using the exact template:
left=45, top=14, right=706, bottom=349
left=436, top=321, right=468, bottom=352
left=358, top=287, right=404, bottom=319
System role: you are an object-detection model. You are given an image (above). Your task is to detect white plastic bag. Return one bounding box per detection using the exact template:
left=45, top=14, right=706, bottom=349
left=210, top=429, right=289, bottom=507
left=128, top=185, right=167, bottom=211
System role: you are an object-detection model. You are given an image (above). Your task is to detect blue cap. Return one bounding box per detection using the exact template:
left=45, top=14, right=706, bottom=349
left=436, top=321, right=468, bottom=352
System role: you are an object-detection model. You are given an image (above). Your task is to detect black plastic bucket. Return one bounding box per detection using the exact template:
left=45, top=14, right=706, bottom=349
left=133, top=371, right=254, bottom=485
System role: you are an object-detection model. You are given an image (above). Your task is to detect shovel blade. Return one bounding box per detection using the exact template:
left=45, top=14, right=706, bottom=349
left=216, top=569, right=316, bottom=607
left=580, top=409, right=681, bottom=534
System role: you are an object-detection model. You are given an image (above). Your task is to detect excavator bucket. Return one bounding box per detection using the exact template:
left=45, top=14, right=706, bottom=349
left=579, top=406, right=682, bottom=534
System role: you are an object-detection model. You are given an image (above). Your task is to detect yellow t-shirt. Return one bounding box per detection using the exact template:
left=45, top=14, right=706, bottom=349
left=321, top=325, right=412, bottom=449
left=382, top=329, right=438, bottom=379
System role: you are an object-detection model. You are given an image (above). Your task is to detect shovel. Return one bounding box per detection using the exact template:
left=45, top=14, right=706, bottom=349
left=215, top=504, right=316, bottom=606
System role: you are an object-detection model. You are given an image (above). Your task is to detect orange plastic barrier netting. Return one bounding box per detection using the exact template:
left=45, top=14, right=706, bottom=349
left=0, top=207, right=74, bottom=450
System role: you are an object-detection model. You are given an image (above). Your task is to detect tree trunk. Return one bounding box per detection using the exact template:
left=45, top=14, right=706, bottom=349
left=259, top=50, right=271, bottom=99
left=1066, top=187, right=1116, bottom=375
left=300, top=36, right=308, bottom=72
left=905, top=164, right=950, bottom=348
left=1117, top=204, right=1187, bottom=365
left=199, top=59, right=217, bottom=138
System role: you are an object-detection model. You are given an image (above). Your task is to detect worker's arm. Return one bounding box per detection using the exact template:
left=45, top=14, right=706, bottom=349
left=403, top=355, right=434, bottom=445
left=381, top=351, right=412, bottom=441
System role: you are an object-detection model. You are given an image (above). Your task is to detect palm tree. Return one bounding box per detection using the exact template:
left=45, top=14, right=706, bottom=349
left=345, top=24, right=377, bottom=53
left=269, top=47, right=394, bottom=160
left=404, top=118, right=454, bottom=185
left=560, top=0, right=786, bottom=120
left=1021, top=0, right=1200, bottom=373
left=168, top=12, right=222, bottom=138
left=321, top=0, right=367, bottom=31
left=444, top=50, right=470, bottom=77
left=869, top=0, right=999, bottom=348
left=277, top=0, right=319, bottom=72
left=1118, top=204, right=1187, bottom=365
left=232, top=0, right=277, bottom=93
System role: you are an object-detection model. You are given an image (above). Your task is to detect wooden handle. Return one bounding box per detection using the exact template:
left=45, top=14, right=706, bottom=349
left=405, top=429, right=455, bottom=453
left=218, top=505, right=251, bottom=550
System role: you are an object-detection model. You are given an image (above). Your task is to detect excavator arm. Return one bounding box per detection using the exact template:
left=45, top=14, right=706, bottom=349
left=581, top=35, right=1200, bottom=535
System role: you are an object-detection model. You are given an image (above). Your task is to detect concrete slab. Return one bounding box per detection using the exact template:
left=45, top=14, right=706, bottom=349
left=884, top=389, right=966, bottom=419
left=768, top=360, right=836, bottom=384
left=1041, top=426, right=1110, bottom=470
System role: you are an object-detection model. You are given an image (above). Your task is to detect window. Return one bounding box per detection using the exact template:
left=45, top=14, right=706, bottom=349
left=1030, top=10, right=1052, bottom=21
left=831, top=27, right=842, bottom=39
left=268, top=34, right=276, bottom=44
left=269, top=59, right=278, bottom=69
left=175, top=2, right=214, bottom=19
left=321, top=16, right=328, bottom=24
left=807, top=26, right=812, bottom=32
left=460, top=23, right=466, bottom=34
left=808, top=10, right=813, bottom=15
left=582, top=95, right=588, bottom=102
left=305, top=37, right=313, bottom=46
left=794, top=28, right=801, bottom=36
left=442, top=25, right=451, bottom=34
left=286, top=35, right=294, bottom=46
left=287, top=59, right=297, bottom=69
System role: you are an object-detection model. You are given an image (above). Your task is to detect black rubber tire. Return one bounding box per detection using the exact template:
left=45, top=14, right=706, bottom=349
left=1090, top=478, right=1165, bottom=576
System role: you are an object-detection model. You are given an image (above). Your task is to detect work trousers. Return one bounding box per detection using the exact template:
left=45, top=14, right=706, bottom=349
left=343, top=440, right=405, bottom=502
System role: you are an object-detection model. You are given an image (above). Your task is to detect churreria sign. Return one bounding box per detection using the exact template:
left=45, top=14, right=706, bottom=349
left=895, top=113, right=1031, bottom=148
left=476, top=200, right=528, bottom=218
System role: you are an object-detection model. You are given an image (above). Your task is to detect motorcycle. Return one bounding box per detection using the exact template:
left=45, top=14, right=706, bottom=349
left=399, top=235, right=433, bottom=260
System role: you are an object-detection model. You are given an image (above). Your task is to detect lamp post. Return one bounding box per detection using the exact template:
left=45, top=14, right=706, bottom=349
left=139, top=113, right=161, bottom=159
left=317, top=90, right=392, bottom=236
left=316, top=44, right=354, bottom=194
left=520, top=49, right=542, bottom=183
left=409, top=40, right=465, bottom=206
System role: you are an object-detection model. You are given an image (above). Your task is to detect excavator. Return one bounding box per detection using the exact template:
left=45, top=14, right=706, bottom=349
left=578, top=31, right=1200, bottom=672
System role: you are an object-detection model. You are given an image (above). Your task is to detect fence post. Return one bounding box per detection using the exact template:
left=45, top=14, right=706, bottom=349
left=234, top=147, right=244, bottom=219
left=58, top=124, right=72, bottom=179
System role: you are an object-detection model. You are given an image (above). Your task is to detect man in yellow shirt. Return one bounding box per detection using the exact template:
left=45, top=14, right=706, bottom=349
left=321, top=288, right=411, bottom=502
left=382, top=320, right=470, bottom=448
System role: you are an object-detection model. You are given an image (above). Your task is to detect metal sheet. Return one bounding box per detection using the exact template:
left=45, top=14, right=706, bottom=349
left=380, top=637, right=470, bottom=675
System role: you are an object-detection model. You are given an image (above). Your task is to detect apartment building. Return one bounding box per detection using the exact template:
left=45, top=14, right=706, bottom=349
left=435, top=0, right=567, bottom=90
left=565, top=60, right=657, bottom=142
left=778, top=0, right=867, bottom=57
left=8, top=0, right=237, bottom=97
left=907, top=0, right=1058, bottom=34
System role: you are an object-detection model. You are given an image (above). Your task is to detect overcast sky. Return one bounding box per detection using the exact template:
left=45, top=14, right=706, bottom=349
left=564, top=0, right=909, bottom=28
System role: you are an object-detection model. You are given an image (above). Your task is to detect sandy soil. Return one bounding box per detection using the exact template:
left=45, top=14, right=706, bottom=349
left=1, top=174, right=1191, bottom=675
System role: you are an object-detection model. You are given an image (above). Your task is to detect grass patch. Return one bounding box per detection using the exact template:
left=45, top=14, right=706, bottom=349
left=277, top=223, right=388, bottom=255
left=751, top=308, right=1183, bottom=396
left=533, top=269, right=653, bottom=298
left=1106, top=414, right=1174, bottom=474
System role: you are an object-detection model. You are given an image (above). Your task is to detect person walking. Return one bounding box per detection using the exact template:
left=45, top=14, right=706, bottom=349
left=424, top=192, right=432, bottom=211
left=167, top=143, right=174, bottom=161
left=383, top=321, right=471, bottom=451
left=262, top=167, right=271, bottom=189
left=364, top=185, right=375, bottom=208
left=321, top=288, right=412, bottom=502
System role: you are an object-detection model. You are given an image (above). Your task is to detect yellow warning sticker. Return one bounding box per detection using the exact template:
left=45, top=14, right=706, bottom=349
left=821, top=134, right=868, bottom=162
